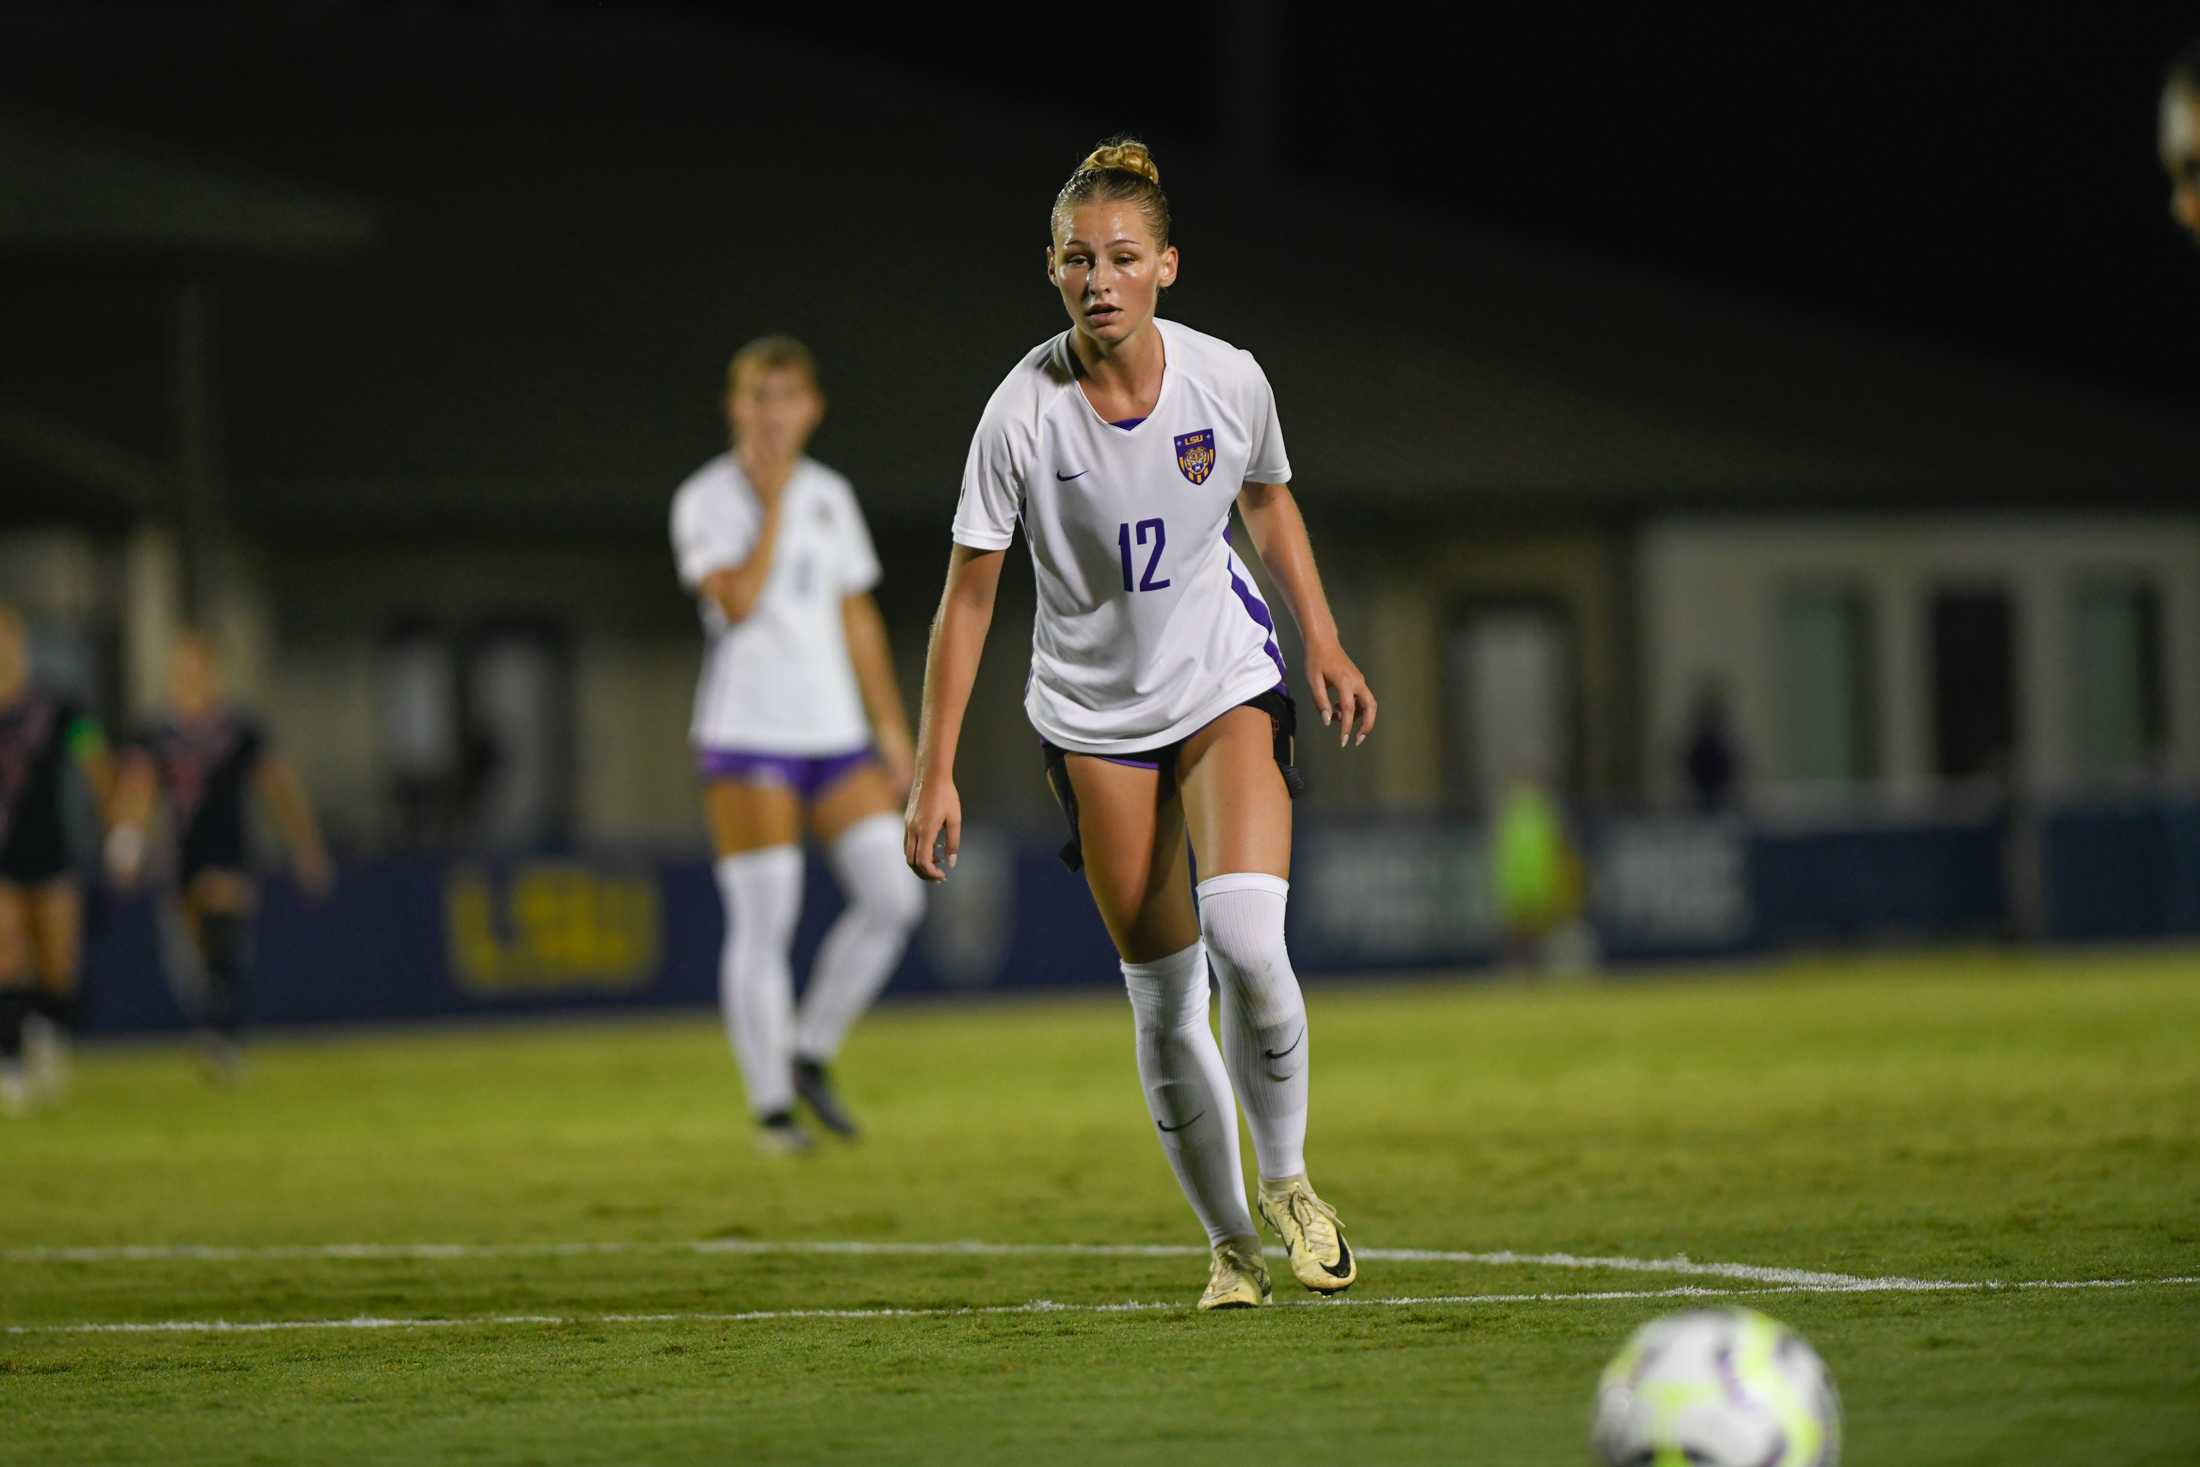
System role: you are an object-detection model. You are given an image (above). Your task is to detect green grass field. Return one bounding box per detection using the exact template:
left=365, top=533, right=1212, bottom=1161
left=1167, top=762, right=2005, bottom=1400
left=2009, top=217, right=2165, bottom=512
left=4, top=948, right=2198, bottom=1464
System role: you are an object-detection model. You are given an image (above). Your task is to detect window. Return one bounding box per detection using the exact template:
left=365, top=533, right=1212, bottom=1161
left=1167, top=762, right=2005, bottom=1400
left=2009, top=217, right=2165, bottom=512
left=2070, top=581, right=2163, bottom=781
left=1929, top=587, right=2019, bottom=780
left=378, top=618, right=573, bottom=849
left=1447, top=599, right=1577, bottom=807
left=378, top=622, right=462, bottom=847
left=1776, top=588, right=1874, bottom=783
left=465, top=622, right=574, bottom=851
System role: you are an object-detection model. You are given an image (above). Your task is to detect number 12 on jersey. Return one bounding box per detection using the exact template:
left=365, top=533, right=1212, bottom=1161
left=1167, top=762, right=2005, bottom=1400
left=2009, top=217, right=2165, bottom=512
left=1117, top=518, right=1170, bottom=593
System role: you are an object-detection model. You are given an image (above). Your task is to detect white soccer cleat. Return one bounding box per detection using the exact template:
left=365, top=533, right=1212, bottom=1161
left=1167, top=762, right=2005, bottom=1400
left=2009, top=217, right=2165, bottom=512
left=1197, top=1236, right=1272, bottom=1311
left=193, top=1031, right=244, bottom=1087
left=0, top=1065, right=30, bottom=1118
left=25, top=1016, right=70, bottom=1103
left=1257, top=1175, right=1357, bottom=1293
left=754, top=1112, right=816, bottom=1157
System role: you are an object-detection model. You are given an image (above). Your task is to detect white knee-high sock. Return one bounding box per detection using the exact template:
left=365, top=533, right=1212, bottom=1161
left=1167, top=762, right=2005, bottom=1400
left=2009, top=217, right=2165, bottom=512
left=1123, top=940, right=1255, bottom=1247
left=715, top=846, right=804, bottom=1118
left=1199, top=873, right=1309, bottom=1183
left=794, top=813, right=925, bottom=1061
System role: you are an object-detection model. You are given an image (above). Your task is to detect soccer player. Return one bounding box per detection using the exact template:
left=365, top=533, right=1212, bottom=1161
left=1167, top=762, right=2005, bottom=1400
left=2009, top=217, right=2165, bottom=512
left=2163, top=39, right=2200, bottom=248
left=0, top=606, right=115, bottom=1115
left=903, top=138, right=1377, bottom=1310
left=671, top=335, right=925, bottom=1154
left=106, top=632, right=331, bottom=1075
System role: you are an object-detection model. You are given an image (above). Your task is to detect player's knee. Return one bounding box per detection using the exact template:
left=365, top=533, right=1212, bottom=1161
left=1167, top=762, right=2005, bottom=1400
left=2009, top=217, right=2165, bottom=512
left=862, top=869, right=926, bottom=930
left=32, top=944, right=79, bottom=989
left=715, top=847, right=803, bottom=953
left=1212, top=953, right=1301, bottom=1033
left=1125, top=979, right=1208, bottom=1039
left=1121, top=942, right=1208, bottom=1036
left=1196, top=872, right=1300, bottom=1023
left=1205, top=929, right=1286, bottom=983
left=198, top=912, right=247, bottom=973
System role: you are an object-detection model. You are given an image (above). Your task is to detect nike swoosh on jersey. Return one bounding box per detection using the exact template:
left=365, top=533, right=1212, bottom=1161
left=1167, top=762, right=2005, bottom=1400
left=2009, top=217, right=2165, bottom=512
left=1054, top=469, right=1089, bottom=481
left=1156, top=1110, right=1205, bottom=1134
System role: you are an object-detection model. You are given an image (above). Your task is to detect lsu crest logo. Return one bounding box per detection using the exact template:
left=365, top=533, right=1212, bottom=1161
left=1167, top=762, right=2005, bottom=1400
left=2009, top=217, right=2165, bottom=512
left=1174, top=428, right=1217, bottom=486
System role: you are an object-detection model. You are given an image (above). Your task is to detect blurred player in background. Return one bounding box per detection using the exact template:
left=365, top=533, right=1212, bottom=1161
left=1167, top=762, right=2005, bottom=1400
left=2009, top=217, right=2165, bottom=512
left=671, top=335, right=924, bottom=1154
left=904, top=138, right=1376, bottom=1310
left=2164, top=39, right=2200, bottom=248
left=107, top=632, right=331, bottom=1077
left=0, top=606, right=115, bottom=1115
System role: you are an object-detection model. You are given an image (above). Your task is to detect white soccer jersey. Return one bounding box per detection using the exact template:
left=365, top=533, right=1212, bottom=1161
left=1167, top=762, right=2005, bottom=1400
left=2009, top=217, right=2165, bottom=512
left=952, top=318, right=1293, bottom=755
left=672, top=454, right=883, bottom=753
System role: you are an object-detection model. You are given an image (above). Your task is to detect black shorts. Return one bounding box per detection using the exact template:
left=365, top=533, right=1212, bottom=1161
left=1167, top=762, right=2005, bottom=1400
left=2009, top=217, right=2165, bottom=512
left=0, top=820, right=71, bottom=887
left=179, top=849, right=252, bottom=885
left=1041, top=688, right=1304, bottom=873
left=179, top=816, right=251, bottom=885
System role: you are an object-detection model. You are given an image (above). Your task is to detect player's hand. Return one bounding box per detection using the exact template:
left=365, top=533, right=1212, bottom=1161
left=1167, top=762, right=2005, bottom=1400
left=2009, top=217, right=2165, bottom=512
left=1305, top=638, right=1377, bottom=747
left=875, top=726, right=917, bottom=799
left=297, top=849, right=335, bottom=904
left=904, top=772, right=961, bottom=883
left=104, top=824, right=147, bottom=890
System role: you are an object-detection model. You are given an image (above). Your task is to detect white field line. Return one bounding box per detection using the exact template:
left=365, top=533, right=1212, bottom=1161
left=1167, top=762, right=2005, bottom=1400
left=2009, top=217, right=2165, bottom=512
left=1, top=1237, right=1944, bottom=1290
left=7, top=1276, right=2198, bottom=1337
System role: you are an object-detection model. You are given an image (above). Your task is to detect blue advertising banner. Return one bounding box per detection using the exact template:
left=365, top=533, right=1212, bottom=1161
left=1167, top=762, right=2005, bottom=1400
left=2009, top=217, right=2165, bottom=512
left=68, top=801, right=2200, bottom=1036
left=2038, top=804, right=2200, bottom=940
left=78, top=835, right=1124, bottom=1036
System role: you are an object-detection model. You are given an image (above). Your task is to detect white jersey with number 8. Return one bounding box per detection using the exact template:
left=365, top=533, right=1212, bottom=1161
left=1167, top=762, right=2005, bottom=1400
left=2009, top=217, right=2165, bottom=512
left=952, top=319, right=1293, bottom=755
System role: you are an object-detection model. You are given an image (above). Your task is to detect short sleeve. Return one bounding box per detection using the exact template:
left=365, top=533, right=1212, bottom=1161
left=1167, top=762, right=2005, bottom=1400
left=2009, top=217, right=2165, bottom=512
left=836, top=481, right=883, bottom=595
left=671, top=477, right=758, bottom=589
left=1242, top=352, right=1292, bottom=486
left=950, top=406, right=1028, bottom=551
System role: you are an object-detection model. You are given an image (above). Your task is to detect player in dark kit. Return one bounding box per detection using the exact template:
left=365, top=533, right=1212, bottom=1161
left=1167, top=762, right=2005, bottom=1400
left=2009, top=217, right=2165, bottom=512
left=0, top=607, right=117, bottom=1115
left=107, top=632, right=331, bottom=1075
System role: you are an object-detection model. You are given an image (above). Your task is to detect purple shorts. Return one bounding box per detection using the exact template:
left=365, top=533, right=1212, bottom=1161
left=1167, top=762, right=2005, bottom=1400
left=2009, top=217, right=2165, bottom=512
left=695, top=745, right=876, bottom=801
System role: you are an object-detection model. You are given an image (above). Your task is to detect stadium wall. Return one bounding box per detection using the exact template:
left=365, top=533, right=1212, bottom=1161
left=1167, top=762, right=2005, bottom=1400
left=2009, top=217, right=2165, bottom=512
left=68, top=803, right=2195, bottom=1037
left=1639, top=515, right=2200, bottom=801
left=15, top=508, right=2200, bottom=860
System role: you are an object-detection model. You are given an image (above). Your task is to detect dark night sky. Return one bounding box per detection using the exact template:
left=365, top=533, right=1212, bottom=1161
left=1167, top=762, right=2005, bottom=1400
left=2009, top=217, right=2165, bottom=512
left=6, top=1, right=2198, bottom=407
left=745, top=4, right=2200, bottom=404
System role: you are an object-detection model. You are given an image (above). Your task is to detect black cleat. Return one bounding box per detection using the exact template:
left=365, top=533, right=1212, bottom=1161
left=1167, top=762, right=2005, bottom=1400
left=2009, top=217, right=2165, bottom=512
left=793, top=1057, right=860, bottom=1139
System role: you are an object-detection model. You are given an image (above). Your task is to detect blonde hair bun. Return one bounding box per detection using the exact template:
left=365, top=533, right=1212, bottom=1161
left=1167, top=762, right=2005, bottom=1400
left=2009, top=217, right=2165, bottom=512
left=1077, top=137, right=1161, bottom=185
left=1053, top=134, right=1172, bottom=246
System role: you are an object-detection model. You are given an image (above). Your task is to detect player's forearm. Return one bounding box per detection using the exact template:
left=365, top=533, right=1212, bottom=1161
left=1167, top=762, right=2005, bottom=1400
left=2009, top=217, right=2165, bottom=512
left=844, top=596, right=912, bottom=741
left=262, top=767, right=328, bottom=869
left=78, top=747, right=118, bottom=820
left=1238, top=484, right=1341, bottom=649
left=109, top=758, right=157, bottom=831
left=913, top=549, right=1002, bottom=779
left=706, top=496, right=787, bottom=622
left=281, top=800, right=329, bottom=870
left=103, top=759, right=158, bottom=879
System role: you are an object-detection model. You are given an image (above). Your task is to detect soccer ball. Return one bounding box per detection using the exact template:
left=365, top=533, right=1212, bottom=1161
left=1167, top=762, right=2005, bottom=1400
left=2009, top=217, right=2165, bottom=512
left=1589, top=1307, right=1842, bottom=1466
